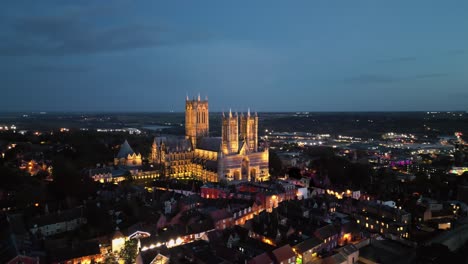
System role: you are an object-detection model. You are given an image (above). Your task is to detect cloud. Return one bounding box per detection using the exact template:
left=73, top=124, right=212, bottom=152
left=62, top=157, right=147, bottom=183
left=447, top=49, right=466, bottom=55
left=413, top=73, right=448, bottom=79
left=28, top=64, right=91, bottom=73
left=345, top=73, right=448, bottom=84
left=346, top=74, right=398, bottom=84
left=0, top=14, right=168, bottom=56
left=0, top=1, right=209, bottom=57
left=376, top=49, right=466, bottom=64
left=449, top=90, right=468, bottom=99
left=376, top=56, right=418, bottom=63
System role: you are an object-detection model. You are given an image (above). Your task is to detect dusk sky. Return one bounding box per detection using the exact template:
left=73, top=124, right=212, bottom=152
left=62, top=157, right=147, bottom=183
left=1, top=0, right=467, bottom=112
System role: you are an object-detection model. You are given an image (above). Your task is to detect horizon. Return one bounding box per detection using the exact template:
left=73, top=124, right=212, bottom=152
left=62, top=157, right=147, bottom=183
left=0, top=109, right=467, bottom=115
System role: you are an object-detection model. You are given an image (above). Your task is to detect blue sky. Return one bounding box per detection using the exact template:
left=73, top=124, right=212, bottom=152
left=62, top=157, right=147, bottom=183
left=1, top=0, right=467, bottom=112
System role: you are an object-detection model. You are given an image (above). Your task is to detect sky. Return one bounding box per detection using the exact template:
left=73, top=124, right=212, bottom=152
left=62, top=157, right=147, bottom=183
left=0, top=0, right=467, bottom=112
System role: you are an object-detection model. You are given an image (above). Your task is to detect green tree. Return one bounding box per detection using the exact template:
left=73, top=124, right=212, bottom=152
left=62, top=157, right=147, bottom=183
left=102, top=253, right=118, bottom=264
left=120, top=239, right=138, bottom=264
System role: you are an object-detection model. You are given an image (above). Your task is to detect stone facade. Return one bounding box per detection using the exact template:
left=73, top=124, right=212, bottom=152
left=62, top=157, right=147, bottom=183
left=114, top=96, right=269, bottom=183
left=114, top=140, right=142, bottom=167
left=148, top=96, right=269, bottom=183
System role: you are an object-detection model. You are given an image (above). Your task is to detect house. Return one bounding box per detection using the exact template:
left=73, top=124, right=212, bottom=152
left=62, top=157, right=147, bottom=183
left=6, top=256, right=39, bottom=264
left=0, top=214, right=38, bottom=264
left=317, top=252, right=347, bottom=264
left=169, top=240, right=226, bottom=264
left=207, top=208, right=233, bottom=230
left=248, top=252, right=274, bottom=264
left=354, top=201, right=411, bottom=238
left=272, top=244, right=296, bottom=264
left=201, top=184, right=232, bottom=199
left=237, top=236, right=276, bottom=260
left=293, top=237, right=323, bottom=264
left=49, top=242, right=101, bottom=264
left=29, top=207, right=87, bottom=237
left=88, top=167, right=113, bottom=182
left=337, top=244, right=359, bottom=264
left=314, top=224, right=339, bottom=253
left=136, top=246, right=170, bottom=264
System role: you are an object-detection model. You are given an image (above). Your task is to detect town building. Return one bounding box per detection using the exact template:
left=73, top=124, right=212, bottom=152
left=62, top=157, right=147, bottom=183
left=272, top=244, right=296, bottom=264
left=354, top=201, right=411, bottom=239
left=114, top=95, right=269, bottom=183
left=29, top=207, right=87, bottom=237
left=114, top=140, right=142, bottom=167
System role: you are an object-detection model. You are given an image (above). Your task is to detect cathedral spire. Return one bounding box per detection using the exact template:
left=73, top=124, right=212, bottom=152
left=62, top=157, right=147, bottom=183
left=229, top=108, right=232, bottom=118
left=247, top=108, right=251, bottom=117
left=186, top=93, right=189, bottom=101
left=198, top=93, right=201, bottom=101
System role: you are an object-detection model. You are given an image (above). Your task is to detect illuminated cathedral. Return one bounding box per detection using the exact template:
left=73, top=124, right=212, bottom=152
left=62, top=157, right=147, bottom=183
left=117, top=95, right=269, bottom=183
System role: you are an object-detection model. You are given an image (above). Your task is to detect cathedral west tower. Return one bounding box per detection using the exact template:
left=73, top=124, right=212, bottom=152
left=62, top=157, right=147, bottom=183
left=185, top=94, right=209, bottom=148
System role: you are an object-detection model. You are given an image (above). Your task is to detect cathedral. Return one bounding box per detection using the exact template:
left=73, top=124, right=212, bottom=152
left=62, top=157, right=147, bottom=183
left=117, top=95, right=269, bottom=183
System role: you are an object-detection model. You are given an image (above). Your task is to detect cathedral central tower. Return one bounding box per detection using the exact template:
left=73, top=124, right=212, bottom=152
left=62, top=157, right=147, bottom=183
left=185, top=94, right=209, bottom=148
left=221, top=110, right=239, bottom=155
left=240, top=109, right=258, bottom=152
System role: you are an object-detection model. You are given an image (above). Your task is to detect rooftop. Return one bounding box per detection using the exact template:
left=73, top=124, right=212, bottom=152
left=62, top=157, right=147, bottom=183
left=116, top=140, right=137, bottom=158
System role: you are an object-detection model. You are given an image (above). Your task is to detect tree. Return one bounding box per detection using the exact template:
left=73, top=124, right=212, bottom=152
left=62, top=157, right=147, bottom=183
left=269, top=150, right=282, bottom=176
left=219, top=178, right=228, bottom=187
left=50, top=155, right=96, bottom=203
left=120, top=239, right=138, bottom=264
left=288, top=167, right=302, bottom=179
left=102, top=253, right=118, bottom=264
left=124, top=170, right=133, bottom=182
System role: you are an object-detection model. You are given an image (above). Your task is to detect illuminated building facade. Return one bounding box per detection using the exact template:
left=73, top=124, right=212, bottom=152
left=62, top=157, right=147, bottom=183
left=114, top=140, right=142, bottom=167
left=147, top=95, right=269, bottom=183
left=354, top=201, right=411, bottom=239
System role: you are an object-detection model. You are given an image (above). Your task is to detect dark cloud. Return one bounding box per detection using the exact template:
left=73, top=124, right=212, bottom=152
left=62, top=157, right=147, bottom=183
left=345, top=73, right=448, bottom=84
left=0, top=15, right=171, bottom=56
left=0, top=11, right=212, bottom=57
